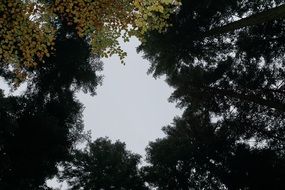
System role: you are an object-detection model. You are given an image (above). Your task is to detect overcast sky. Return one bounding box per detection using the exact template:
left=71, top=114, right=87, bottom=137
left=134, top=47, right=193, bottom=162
left=77, top=37, right=183, bottom=157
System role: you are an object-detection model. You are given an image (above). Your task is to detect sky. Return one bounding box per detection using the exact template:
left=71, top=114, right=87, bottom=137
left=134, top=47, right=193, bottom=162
left=77, top=37, right=183, bottom=157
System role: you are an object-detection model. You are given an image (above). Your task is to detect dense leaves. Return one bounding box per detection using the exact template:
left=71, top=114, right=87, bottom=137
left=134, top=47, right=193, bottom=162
left=139, top=0, right=285, bottom=145
left=142, top=109, right=285, bottom=190
left=139, top=0, right=285, bottom=189
left=0, top=90, right=84, bottom=190
left=60, top=137, right=148, bottom=190
left=0, top=0, right=55, bottom=80
left=2, top=0, right=285, bottom=189
left=28, top=26, right=103, bottom=96
left=0, top=0, right=181, bottom=82
left=0, top=21, right=101, bottom=189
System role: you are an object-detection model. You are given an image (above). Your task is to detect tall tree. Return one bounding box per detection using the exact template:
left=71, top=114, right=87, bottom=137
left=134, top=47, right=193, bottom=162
left=139, top=0, right=285, bottom=144
left=0, top=20, right=102, bottom=189
left=0, top=89, right=85, bottom=190
left=143, top=109, right=285, bottom=190
left=0, top=0, right=180, bottom=82
left=139, top=1, right=285, bottom=189
left=60, top=137, right=148, bottom=190
left=139, top=0, right=285, bottom=76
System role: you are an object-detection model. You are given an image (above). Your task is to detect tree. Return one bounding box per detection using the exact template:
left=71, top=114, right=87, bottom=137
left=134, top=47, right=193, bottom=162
left=139, top=0, right=285, bottom=145
left=0, top=89, right=86, bottom=190
left=142, top=109, right=285, bottom=190
left=0, top=0, right=180, bottom=83
left=60, top=137, right=148, bottom=190
left=27, top=25, right=103, bottom=96
left=0, top=17, right=102, bottom=189
left=139, top=0, right=285, bottom=76
left=203, top=3, right=285, bottom=38
left=139, top=1, right=285, bottom=189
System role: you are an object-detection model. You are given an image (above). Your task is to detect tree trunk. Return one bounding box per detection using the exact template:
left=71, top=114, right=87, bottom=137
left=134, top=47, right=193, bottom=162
left=204, top=86, right=285, bottom=112
left=203, top=4, right=285, bottom=38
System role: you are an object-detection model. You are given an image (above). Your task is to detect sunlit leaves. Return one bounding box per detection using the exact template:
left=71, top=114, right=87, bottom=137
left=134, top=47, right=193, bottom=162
left=133, top=0, right=181, bottom=36
left=50, top=0, right=134, bottom=62
left=0, top=0, right=181, bottom=83
left=0, top=0, right=55, bottom=82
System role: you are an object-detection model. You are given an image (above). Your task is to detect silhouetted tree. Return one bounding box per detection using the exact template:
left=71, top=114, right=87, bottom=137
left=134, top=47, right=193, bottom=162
left=139, top=0, right=285, bottom=111
left=0, top=88, right=86, bottom=190
left=139, top=1, right=285, bottom=189
left=143, top=109, right=285, bottom=190
left=0, top=23, right=102, bottom=189
left=138, top=0, right=285, bottom=155
left=28, top=26, right=103, bottom=97
left=60, top=137, right=148, bottom=190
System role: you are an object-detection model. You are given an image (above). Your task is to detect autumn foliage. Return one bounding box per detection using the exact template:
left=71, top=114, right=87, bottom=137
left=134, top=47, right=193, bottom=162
left=0, top=0, right=181, bottom=83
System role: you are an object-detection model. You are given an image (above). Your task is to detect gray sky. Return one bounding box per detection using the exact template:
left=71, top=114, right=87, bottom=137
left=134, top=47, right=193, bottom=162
left=77, top=37, right=182, bottom=157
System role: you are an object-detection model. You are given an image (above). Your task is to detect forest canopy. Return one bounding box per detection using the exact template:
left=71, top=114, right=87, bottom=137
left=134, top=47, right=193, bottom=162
left=1, top=0, right=285, bottom=189
left=0, top=0, right=181, bottom=83
left=139, top=0, right=285, bottom=189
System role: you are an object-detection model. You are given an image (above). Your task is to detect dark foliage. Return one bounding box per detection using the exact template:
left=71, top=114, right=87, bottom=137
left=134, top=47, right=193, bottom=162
left=143, top=109, right=285, bottom=190
left=139, top=1, right=285, bottom=189
left=0, top=90, right=84, bottom=190
left=0, top=26, right=102, bottom=189
left=28, top=27, right=103, bottom=97
left=1, top=1, right=285, bottom=189
left=60, top=137, right=148, bottom=190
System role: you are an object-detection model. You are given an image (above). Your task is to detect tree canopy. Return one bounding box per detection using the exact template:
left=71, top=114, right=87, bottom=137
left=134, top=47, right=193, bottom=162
left=1, top=0, right=285, bottom=189
left=139, top=0, right=285, bottom=189
left=142, top=109, right=285, bottom=190
left=139, top=0, right=285, bottom=146
left=0, top=16, right=102, bottom=189
left=0, top=0, right=181, bottom=83
left=60, top=137, right=148, bottom=190
left=0, top=89, right=85, bottom=190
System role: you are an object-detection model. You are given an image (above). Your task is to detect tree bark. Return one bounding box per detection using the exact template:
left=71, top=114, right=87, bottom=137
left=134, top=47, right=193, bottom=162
left=203, top=4, right=285, bottom=38
left=204, top=86, right=285, bottom=112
